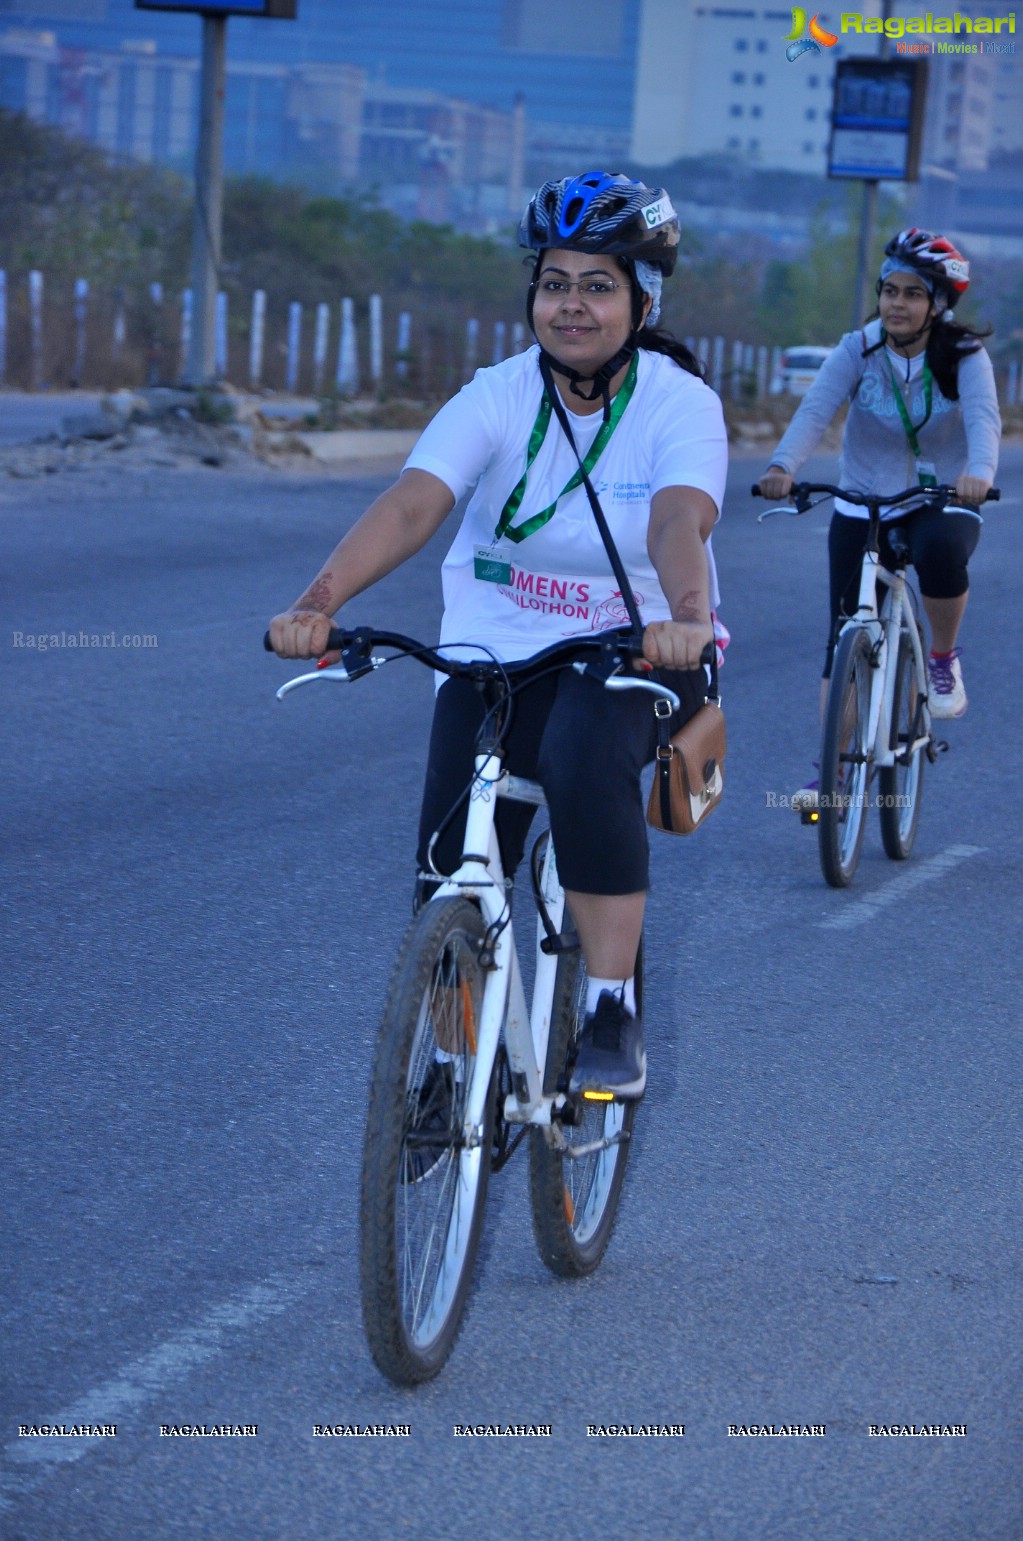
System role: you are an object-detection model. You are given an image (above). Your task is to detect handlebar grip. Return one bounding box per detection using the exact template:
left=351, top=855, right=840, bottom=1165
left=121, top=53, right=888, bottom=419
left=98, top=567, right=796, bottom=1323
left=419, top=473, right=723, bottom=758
left=985, top=488, right=1000, bottom=502
left=263, top=626, right=349, bottom=654
left=751, top=483, right=763, bottom=496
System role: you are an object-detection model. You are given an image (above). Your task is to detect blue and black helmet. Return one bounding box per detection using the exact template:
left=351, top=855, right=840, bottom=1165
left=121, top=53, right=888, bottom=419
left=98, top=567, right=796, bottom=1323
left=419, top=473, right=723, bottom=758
left=519, top=171, right=680, bottom=276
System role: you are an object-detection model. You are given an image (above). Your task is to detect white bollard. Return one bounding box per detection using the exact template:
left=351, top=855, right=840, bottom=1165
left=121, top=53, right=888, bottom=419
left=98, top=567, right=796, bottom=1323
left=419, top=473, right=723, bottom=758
left=711, top=336, right=724, bottom=396
left=249, top=289, right=266, bottom=391
left=756, top=345, right=769, bottom=401
left=396, top=310, right=412, bottom=382
left=215, top=291, right=228, bottom=379
left=29, top=269, right=44, bottom=390
left=337, top=297, right=359, bottom=396
left=511, top=321, right=526, bottom=354
left=286, top=302, right=302, bottom=394
left=730, top=340, right=744, bottom=400
left=1007, top=360, right=1019, bottom=408
left=180, top=289, right=193, bottom=382
left=464, top=318, right=479, bottom=379
left=492, top=320, right=506, bottom=365
left=73, top=278, right=88, bottom=387
left=313, top=302, right=330, bottom=394
left=369, top=294, right=383, bottom=388
left=112, top=285, right=126, bottom=372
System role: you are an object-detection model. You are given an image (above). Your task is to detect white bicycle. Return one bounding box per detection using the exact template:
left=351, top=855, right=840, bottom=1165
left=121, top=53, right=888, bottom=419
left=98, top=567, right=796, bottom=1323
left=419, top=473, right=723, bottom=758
left=269, top=625, right=680, bottom=1385
left=756, top=480, right=998, bottom=887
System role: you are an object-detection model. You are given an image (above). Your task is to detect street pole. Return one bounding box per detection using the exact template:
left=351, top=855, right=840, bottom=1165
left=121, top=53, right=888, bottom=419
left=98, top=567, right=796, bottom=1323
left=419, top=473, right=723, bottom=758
left=185, top=15, right=227, bottom=386
left=850, top=0, right=892, bottom=330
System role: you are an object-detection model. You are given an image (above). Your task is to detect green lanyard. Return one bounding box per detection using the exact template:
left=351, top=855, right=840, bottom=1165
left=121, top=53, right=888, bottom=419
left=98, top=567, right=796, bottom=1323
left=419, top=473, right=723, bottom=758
left=493, top=353, right=639, bottom=545
left=885, top=352, right=933, bottom=458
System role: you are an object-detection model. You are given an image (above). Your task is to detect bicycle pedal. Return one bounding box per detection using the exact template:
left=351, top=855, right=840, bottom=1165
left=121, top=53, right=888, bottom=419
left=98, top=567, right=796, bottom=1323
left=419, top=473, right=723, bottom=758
left=927, top=738, right=949, bottom=763
left=800, top=808, right=820, bottom=826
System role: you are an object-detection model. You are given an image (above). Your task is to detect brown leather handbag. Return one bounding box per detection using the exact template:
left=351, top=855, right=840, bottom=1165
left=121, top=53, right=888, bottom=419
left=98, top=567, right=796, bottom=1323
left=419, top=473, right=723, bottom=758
left=647, top=692, right=726, bottom=836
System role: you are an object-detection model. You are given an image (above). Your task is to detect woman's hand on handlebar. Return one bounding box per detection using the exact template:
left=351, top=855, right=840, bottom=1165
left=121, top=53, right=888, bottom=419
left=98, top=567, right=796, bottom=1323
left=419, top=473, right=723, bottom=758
left=757, top=466, right=794, bottom=502
left=267, top=609, right=340, bottom=662
left=642, top=618, right=714, bottom=672
left=955, top=474, right=991, bottom=506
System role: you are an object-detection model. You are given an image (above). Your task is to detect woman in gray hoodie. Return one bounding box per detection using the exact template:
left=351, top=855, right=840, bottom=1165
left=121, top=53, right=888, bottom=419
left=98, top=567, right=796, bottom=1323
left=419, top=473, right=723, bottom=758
left=759, top=228, right=1000, bottom=805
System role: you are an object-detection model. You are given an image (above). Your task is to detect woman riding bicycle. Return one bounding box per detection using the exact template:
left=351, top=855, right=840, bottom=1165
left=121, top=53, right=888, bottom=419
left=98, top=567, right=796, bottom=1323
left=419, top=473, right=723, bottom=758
left=759, top=228, right=1000, bottom=805
left=268, top=171, right=728, bottom=1099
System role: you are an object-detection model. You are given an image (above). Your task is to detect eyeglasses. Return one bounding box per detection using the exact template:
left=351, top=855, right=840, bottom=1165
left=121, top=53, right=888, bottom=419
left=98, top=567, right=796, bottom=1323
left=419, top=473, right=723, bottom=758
left=536, top=277, right=623, bottom=300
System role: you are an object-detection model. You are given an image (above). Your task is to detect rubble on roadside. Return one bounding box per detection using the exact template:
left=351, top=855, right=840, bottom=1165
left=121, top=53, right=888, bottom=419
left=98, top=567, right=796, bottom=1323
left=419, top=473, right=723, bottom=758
left=0, top=387, right=255, bottom=478
left=0, top=386, right=438, bottom=478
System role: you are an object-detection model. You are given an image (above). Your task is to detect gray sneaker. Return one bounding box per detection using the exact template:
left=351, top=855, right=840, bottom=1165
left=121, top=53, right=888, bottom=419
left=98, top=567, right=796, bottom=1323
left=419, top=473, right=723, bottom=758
left=928, top=647, right=967, bottom=719
left=569, top=991, right=646, bottom=1100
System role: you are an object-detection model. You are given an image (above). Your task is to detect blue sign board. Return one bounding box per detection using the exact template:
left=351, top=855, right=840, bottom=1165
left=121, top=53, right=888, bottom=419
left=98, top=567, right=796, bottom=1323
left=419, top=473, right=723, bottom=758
left=135, top=1, right=296, bottom=16
left=828, top=58, right=928, bottom=182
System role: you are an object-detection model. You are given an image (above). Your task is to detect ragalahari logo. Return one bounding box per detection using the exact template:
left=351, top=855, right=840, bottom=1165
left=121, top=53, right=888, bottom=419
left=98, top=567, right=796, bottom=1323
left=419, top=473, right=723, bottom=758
left=785, top=8, right=838, bottom=59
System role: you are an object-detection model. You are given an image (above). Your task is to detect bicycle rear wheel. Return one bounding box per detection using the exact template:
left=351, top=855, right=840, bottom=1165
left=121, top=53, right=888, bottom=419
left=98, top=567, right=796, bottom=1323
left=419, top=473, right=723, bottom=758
left=879, top=626, right=926, bottom=861
left=359, top=897, right=494, bottom=1385
left=819, top=625, right=874, bottom=888
left=528, top=941, right=641, bottom=1277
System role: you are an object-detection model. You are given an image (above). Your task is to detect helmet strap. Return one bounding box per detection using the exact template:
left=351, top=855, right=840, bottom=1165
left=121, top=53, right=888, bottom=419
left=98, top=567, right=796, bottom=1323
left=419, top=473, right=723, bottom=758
left=538, top=339, right=637, bottom=424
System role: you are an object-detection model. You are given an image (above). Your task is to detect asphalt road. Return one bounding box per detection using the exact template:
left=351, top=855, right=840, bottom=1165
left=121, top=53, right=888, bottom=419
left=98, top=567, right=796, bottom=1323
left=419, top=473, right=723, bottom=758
left=2, top=438, right=1021, bottom=1540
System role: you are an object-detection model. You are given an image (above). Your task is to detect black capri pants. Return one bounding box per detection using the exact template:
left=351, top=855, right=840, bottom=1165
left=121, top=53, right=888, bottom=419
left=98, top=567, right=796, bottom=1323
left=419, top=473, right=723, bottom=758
left=416, top=659, right=706, bottom=895
left=824, top=505, right=980, bottom=676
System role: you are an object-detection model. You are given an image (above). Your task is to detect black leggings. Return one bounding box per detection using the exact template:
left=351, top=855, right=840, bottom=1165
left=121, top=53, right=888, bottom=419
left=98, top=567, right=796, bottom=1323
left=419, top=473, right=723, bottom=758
left=824, top=507, right=980, bottom=676
left=416, top=661, right=705, bottom=895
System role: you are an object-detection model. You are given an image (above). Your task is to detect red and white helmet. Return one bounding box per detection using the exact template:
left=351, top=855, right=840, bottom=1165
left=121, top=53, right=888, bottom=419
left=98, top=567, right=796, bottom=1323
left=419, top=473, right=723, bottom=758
left=882, top=228, right=970, bottom=307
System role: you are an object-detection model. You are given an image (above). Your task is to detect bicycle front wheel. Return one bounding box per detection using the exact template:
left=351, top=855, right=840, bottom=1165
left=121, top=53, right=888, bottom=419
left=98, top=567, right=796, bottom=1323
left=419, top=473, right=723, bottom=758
left=879, top=626, right=926, bottom=861
left=359, top=897, right=494, bottom=1386
left=528, top=942, right=640, bottom=1277
left=819, top=625, right=874, bottom=888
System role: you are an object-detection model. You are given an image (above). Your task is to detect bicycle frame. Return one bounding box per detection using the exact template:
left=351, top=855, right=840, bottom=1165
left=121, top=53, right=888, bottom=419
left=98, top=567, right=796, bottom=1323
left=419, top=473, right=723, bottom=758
left=273, top=629, right=681, bottom=1159
left=428, top=759, right=562, bottom=1140
left=840, top=543, right=929, bottom=774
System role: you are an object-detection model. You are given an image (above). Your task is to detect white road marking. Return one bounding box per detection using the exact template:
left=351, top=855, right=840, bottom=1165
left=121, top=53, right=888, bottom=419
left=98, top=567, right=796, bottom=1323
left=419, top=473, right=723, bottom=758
left=0, top=1272, right=310, bottom=1512
left=816, top=844, right=984, bottom=931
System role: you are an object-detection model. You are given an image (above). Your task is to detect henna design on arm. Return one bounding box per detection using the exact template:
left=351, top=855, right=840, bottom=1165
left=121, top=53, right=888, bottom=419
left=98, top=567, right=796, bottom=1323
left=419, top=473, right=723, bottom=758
left=672, top=588, right=709, bottom=624
left=294, top=573, right=335, bottom=613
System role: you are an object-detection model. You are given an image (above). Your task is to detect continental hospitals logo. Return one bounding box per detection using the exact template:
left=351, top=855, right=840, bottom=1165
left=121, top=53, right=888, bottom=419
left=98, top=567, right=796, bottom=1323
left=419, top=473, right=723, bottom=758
left=785, top=9, right=1015, bottom=59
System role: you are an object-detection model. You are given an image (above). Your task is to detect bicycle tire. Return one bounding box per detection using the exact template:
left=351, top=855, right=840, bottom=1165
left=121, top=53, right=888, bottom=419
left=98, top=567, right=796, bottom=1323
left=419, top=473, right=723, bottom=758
left=528, top=940, right=641, bottom=1277
left=879, top=626, right=926, bottom=861
left=359, top=896, right=494, bottom=1386
left=819, top=625, right=874, bottom=888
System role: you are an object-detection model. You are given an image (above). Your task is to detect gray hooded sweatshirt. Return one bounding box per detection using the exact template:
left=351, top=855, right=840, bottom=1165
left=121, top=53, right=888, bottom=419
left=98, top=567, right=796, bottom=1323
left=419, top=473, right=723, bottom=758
left=769, top=318, right=1001, bottom=519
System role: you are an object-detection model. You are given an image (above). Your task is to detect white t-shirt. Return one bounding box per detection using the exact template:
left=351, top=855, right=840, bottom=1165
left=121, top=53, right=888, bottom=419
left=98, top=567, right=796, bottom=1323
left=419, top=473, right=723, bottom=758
left=404, top=345, right=728, bottom=664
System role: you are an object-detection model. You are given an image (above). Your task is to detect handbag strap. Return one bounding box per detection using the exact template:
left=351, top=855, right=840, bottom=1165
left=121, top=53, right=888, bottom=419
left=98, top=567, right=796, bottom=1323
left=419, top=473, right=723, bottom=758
left=539, top=352, right=721, bottom=707
left=539, top=353, right=645, bottom=645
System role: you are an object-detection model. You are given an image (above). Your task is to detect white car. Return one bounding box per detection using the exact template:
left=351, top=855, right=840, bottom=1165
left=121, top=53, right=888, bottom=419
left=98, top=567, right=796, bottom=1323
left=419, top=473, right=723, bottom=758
left=770, top=345, right=833, bottom=396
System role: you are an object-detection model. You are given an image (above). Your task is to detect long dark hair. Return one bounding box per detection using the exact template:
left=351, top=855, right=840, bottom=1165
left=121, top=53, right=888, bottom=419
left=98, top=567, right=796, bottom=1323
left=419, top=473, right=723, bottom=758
left=638, top=324, right=704, bottom=379
left=925, top=315, right=993, bottom=401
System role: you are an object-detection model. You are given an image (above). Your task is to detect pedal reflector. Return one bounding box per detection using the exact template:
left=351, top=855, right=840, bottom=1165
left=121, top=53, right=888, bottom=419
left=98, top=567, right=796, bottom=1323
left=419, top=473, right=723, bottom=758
left=582, top=1090, right=614, bottom=1102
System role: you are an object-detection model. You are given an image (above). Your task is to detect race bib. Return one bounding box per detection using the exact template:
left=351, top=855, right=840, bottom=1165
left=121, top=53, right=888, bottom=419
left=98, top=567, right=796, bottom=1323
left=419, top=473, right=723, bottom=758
left=473, top=544, right=512, bottom=584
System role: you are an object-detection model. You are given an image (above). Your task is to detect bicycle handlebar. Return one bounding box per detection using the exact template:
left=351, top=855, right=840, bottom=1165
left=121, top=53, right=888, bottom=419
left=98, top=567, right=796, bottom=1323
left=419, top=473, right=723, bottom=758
left=751, top=481, right=1000, bottom=513
left=263, top=624, right=651, bottom=678
left=264, top=624, right=715, bottom=712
